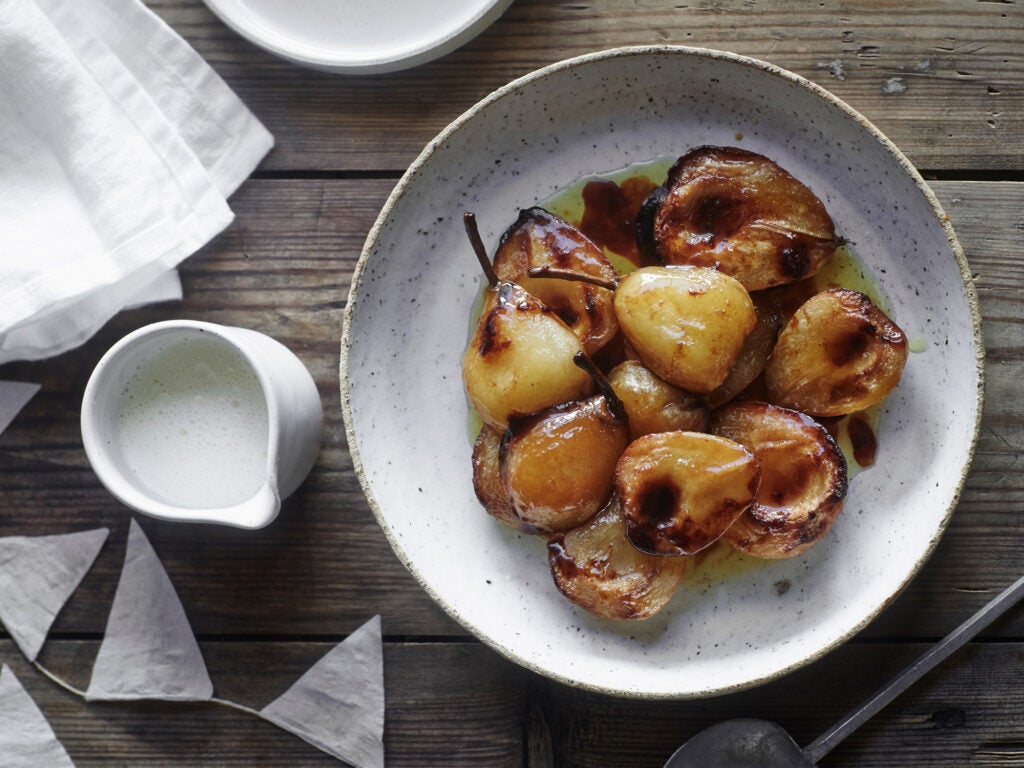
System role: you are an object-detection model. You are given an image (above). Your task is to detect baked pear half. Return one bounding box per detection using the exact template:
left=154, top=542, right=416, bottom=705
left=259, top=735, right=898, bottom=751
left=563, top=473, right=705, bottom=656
left=548, top=498, right=688, bottom=620
left=642, top=146, right=839, bottom=291
left=764, top=288, right=909, bottom=417
left=615, top=431, right=760, bottom=556
left=613, top=265, right=757, bottom=394
left=501, top=393, right=630, bottom=533
left=711, top=401, right=848, bottom=559
left=607, top=359, right=708, bottom=439
left=462, top=280, right=592, bottom=431
left=493, top=207, right=619, bottom=356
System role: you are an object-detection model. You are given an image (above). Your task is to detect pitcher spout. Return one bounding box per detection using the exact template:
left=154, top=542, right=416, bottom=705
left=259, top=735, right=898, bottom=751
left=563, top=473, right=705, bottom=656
left=208, top=482, right=281, bottom=530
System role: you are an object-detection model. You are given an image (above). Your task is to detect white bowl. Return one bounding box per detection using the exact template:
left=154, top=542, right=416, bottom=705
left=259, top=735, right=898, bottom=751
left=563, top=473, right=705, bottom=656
left=340, top=46, right=983, bottom=698
left=201, top=0, right=513, bottom=74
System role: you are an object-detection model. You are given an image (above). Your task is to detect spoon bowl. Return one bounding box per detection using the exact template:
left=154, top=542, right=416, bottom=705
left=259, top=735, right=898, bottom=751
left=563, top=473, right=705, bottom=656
left=664, top=720, right=811, bottom=768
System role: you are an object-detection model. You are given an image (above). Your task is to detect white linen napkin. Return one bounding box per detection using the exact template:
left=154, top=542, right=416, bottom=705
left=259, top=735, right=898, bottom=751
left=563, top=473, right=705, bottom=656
left=0, top=0, right=273, bottom=364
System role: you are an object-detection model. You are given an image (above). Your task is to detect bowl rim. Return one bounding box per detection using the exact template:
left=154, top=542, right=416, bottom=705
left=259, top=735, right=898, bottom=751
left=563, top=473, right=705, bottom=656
left=339, top=44, right=985, bottom=699
left=200, top=0, right=514, bottom=74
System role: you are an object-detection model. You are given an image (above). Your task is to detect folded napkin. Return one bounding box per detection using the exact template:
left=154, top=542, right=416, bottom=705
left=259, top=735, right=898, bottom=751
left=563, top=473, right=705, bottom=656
left=0, top=0, right=273, bottom=364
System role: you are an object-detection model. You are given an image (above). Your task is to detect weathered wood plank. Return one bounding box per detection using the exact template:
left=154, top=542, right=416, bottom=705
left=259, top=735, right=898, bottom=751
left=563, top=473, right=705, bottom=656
left=143, top=0, right=1023, bottom=173
left=4, top=640, right=527, bottom=767
left=7, top=640, right=1023, bottom=767
left=0, top=179, right=1021, bottom=640
left=533, top=640, right=1024, bottom=768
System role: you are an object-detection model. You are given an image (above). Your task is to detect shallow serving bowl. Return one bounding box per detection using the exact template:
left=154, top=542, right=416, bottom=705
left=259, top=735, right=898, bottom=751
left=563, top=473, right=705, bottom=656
left=340, top=46, right=983, bottom=699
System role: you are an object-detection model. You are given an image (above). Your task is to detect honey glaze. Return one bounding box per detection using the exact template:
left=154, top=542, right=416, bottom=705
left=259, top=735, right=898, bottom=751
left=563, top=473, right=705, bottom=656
left=687, top=540, right=766, bottom=585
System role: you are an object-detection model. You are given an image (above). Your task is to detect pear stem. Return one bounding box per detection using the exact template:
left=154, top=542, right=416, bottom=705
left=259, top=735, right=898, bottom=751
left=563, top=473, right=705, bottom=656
left=527, top=265, right=619, bottom=291
left=463, top=212, right=499, bottom=288
left=573, top=352, right=628, bottom=425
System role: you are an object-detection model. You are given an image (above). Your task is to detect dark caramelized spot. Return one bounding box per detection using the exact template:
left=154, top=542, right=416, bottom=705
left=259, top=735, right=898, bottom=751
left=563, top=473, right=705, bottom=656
left=478, top=309, right=510, bottom=357
left=779, top=238, right=812, bottom=280
left=637, top=480, right=680, bottom=525
left=762, top=463, right=812, bottom=506
left=625, top=479, right=687, bottom=556
left=848, top=414, right=878, bottom=467
left=544, top=295, right=579, bottom=328
left=547, top=536, right=579, bottom=580
left=625, top=521, right=664, bottom=556
left=557, top=308, right=580, bottom=327
left=693, top=195, right=746, bottom=242
left=827, top=323, right=877, bottom=367
left=636, top=186, right=669, bottom=266
left=579, top=177, right=658, bottom=267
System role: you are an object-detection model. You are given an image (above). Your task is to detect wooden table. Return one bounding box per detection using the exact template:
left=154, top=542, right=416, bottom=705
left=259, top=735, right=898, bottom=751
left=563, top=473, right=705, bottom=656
left=2, top=1, right=1021, bottom=765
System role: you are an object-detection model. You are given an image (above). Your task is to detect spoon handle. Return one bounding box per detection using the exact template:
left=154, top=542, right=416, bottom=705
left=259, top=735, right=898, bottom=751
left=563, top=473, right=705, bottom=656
left=803, top=572, right=1024, bottom=764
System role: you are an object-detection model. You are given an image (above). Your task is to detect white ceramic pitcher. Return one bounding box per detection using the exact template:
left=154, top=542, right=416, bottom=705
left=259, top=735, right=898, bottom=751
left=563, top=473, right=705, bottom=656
left=81, top=320, right=323, bottom=529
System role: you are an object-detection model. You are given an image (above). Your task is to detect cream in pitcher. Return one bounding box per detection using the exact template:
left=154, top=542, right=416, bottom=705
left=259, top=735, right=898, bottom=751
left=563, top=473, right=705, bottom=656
left=116, top=335, right=269, bottom=509
left=82, top=321, right=323, bottom=528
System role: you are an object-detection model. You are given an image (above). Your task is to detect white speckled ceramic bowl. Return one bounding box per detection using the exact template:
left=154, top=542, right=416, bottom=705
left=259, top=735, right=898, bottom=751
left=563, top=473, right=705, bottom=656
left=340, top=46, right=983, bottom=699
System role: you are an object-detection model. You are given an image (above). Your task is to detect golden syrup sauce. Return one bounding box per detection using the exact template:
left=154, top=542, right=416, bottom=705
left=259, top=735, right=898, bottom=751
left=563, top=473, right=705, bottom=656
left=687, top=539, right=767, bottom=584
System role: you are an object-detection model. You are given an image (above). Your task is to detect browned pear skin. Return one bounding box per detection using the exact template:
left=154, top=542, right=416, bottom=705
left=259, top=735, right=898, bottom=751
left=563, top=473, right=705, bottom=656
left=615, top=431, right=760, bottom=556
left=548, top=498, right=688, bottom=620
left=493, top=207, right=619, bottom=356
left=607, top=360, right=708, bottom=439
left=501, top=394, right=630, bottom=533
left=613, top=265, right=757, bottom=394
left=711, top=401, right=847, bottom=559
left=649, top=146, right=839, bottom=291
left=471, top=425, right=522, bottom=530
left=764, top=288, right=909, bottom=417
left=462, top=280, right=592, bottom=431
left=705, top=292, right=784, bottom=409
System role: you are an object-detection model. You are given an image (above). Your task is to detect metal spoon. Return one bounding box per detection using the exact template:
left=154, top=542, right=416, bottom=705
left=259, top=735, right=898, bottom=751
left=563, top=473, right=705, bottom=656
left=664, top=572, right=1024, bottom=767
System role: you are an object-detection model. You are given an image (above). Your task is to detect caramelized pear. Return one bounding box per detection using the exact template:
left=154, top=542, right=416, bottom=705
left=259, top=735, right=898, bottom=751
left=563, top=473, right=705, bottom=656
left=493, top=207, right=618, bottom=356
left=615, top=431, right=760, bottom=556
left=461, top=213, right=592, bottom=430
left=613, top=265, right=756, bottom=393
left=548, top=498, right=688, bottom=620
left=645, top=146, right=839, bottom=291
left=764, top=288, right=908, bottom=417
left=501, top=385, right=630, bottom=533
left=711, top=401, right=847, bottom=558
left=499, top=354, right=630, bottom=533
left=607, top=359, right=708, bottom=438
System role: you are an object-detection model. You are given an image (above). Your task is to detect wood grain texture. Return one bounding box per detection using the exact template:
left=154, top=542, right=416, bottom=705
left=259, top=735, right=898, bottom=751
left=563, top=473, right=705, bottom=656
left=142, top=0, right=1023, bottom=173
left=5, top=639, right=1023, bottom=767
